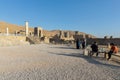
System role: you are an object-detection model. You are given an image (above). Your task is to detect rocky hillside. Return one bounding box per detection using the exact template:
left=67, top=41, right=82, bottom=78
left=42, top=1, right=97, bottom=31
left=0, top=22, right=34, bottom=34
left=0, top=21, right=96, bottom=38
left=47, top=30, right=96, bottom=38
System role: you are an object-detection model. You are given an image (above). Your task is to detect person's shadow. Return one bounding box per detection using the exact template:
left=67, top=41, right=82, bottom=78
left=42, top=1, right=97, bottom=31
left=48, top=51, right=120, bottom=68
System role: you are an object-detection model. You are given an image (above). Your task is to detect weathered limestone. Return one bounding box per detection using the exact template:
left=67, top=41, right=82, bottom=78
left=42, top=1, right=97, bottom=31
left=39, top=27, right=43, bottom=37
left=34, top=27, right=43, bottom=37
left=6, top=27, right=9, bottom=36
left=60, top=30, right=64, bottom=38
left=25, top=21, right=29, bottom=36
left=75, top=31, right=79, bottom=35
left=0, top=36, right=29, bottom=46
left=44, top=37, right=49, bottom=43
left=64, top=32, right=70, bottom=38
left=60, top=31, right=70, bottom=39
left=59, top=30, right=74, bottom=41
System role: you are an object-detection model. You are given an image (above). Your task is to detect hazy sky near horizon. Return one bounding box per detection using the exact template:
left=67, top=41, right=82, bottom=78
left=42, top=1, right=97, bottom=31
left=0, top=0, right=120, bottom=38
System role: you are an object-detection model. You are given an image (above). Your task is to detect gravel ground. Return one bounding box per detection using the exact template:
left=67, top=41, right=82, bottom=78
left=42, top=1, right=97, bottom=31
left=0, top=44, right=120, bottom=80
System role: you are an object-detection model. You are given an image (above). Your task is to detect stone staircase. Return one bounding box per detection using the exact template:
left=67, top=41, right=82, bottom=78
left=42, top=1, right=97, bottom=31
left=26, top=36, right=41, bottom=44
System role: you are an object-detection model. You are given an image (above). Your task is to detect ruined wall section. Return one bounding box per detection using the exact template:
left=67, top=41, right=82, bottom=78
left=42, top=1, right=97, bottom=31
left=0, top=36, right=29, bottom=46
left=87, top=38, right=120, bottom=45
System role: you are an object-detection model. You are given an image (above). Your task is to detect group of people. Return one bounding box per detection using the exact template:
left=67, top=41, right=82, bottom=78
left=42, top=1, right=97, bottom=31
left=76, top=39, right=118, bottom=60
left=76, top=39, right=86, bottom=49
left=90, top=42, right=118, bottom=60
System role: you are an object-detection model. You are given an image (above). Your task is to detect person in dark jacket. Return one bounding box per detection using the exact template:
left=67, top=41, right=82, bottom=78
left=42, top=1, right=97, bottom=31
left=76, top=39, right=80, bottom=49
left=90, top=42, right=98, bottom=56
left=82, top=41, right=85, bottom=49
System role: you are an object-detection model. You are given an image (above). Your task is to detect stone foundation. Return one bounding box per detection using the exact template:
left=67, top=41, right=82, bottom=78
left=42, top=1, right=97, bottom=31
left=0, top=36, right=29, bottom=46
left=86, top=38, right=120, bottom=46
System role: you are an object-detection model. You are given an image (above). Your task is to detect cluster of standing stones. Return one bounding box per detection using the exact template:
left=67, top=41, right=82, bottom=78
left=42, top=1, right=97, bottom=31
left=0, top=21, right=92, bottom=44
left=0, top=21, right=43, bottom=38
left=1, top=21, right=120, bottom=45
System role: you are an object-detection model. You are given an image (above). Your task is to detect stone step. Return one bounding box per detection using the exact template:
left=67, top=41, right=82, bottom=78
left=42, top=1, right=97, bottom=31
left=26, top=36, right=41, bottom=44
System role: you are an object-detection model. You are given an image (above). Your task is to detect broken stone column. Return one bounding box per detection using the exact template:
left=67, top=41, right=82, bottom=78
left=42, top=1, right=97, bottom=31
left=25, top=21, right=29, bottom=36
left=60, top=30, right=64, bottom=38
left=15, top=30, right=18, bottom=36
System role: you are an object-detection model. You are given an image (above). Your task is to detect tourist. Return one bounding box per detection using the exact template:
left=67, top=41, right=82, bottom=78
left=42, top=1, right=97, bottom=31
left=90, top=42, right=98, bottom=56
left=82, top=40, right=86, bottom=49
left=107, top=43, right=118, bottom=60
left=76, top=39, right=80, bottom=49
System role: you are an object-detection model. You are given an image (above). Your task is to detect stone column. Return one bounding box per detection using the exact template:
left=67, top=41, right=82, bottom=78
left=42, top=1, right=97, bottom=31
left=39, top=27, right=43, bottom=37
left=25, top=21, right=29, bottom=36
left=66, top=32, right=70, bottom=38
left=6, top=27, right=9, bottom=36
left=15, top=30, right=18, bottom=36
left=60, top=30, right=64, bottom=38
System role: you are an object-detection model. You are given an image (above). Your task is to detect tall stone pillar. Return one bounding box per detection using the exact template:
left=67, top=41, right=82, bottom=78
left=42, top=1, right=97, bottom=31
left=15, top=30, right=18, bottom=36
left=66, top=32, right=70, bottom=38
left=39, top=27, right=43, bottom=37
left=39, top=28, right=43, bottom=37
left=6, top=27, right=9, bottom=36
left=25, top=21, right=29, bottom=36
left=60, top=30, right=64, bottom=38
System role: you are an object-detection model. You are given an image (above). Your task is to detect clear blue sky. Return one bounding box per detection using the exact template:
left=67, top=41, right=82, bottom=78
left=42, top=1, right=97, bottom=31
left=0, top=0, right=120, bottom=38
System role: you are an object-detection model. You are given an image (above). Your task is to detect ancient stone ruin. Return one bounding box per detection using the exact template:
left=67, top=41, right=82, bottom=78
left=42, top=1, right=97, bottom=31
left=0, top=21, right=120, bottom=46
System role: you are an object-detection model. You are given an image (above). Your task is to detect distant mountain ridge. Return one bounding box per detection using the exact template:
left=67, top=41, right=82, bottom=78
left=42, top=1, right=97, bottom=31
left=0, top=21, right=96, bottom=38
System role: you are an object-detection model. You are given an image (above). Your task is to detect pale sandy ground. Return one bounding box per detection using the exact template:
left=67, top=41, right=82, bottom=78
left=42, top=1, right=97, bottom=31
left=0, top=44, right=120, bottom=80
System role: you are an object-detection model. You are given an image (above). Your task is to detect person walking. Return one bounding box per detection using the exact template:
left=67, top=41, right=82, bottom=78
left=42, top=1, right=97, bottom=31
left=82, top=40, right=86, bottom=49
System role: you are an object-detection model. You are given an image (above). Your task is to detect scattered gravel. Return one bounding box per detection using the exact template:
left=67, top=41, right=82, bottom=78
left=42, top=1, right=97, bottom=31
left=0, top=44, right=119, bottom=80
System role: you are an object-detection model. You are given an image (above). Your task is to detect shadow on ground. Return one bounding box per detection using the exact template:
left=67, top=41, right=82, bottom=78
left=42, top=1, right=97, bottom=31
left=48, top=51, right=120, bottom=68
left=50, top=46, right=76, bottom=49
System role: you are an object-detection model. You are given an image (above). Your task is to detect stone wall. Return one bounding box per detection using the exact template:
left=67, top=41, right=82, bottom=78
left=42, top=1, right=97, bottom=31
left=86, top=38, right=120, bottom=46
left=0, top=36, right=29, bottom=46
